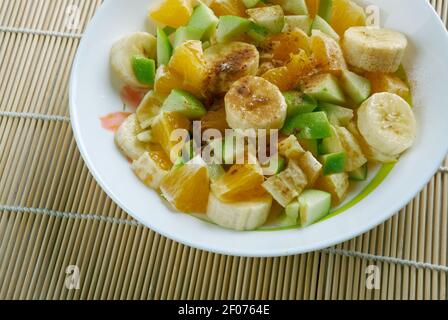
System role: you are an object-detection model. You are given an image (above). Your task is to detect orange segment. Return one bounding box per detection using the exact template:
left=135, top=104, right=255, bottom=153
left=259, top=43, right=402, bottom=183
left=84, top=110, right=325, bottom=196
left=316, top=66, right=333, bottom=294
left=364, top=73, right=411, bottom=101
left=261, top=29, right=311, bottom=63
left=262, top=50, right=314, bottom=91
left=310, top=31, right=347, bottom=75
left=211, top=163, right=266, bottom=202
left=210, top=0, right=247, bottom=17
left=151, top=111, right=191, bottom=160
left=160, top=164, right=210, bottom=213
left=154, top=65, right=184, bottom=95
left=149, top=0, right=193, bottom=28
left=330, top=0, right=366, bottom=37
left=305, top=0, right=319, bottom=17
left=200, top=106, right=229, bottom=134
left=148, top=144, right=173, bottom=171
left=168, top=40, right=210, bottom=98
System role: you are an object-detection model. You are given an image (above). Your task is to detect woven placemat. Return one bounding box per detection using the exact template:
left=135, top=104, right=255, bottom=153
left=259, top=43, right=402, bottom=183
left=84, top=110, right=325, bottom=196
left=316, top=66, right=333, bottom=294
left=0, top=0, right=447, bottom=300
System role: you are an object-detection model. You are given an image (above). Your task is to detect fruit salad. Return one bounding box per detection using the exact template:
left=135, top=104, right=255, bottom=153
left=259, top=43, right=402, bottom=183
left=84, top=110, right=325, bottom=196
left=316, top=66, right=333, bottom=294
left=109, top=0, right=416, bottom=231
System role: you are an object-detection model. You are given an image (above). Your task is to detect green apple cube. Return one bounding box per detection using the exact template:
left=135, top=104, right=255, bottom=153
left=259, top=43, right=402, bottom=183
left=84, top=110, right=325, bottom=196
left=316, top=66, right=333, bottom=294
left=349, top=163, right=368, bottom=181
left=298, top=138, right=319, bottom=157
left=173, top=26, right=203, bottom=48
left=161, top=89, right=206, bottom=119
left=283, top=91, right=317, bottom=117
left=285, top=200, right=300, bottom=223
left=340, top=70, right=371, bottom=104
left=312, top=15, right=339, bottom=41
left=321, top=151, right=346, bottom=175
left=131, top=55, right=156, bottom=85
left=318, top=102, right=354, bottom=126
left=302, top=73, right=346, bottom=104
left=216, top=15, right=251, bottom=43
left=281, top=0, right=309, bottom=15
left=207, top=164, right=226, bottom=182
left=284, top=15, right=313, bottom=34
left=282, top=111, right=332, bottom=139
left=298, top=189, right=331, bottom=227
left=247, top=5, right=285, bottom=34
left=318, top=0, right=333, bottom=22
left=188, top=3, right=219, bottom=39
left=299, top=190, right=332, bottom=227
left=243, top=0, right=260, bottom=8
left=247, top=22, right=269, bottom=43
left=320, top=125, right=343, bottom=154
left=157, top=27, right=173, bottom=66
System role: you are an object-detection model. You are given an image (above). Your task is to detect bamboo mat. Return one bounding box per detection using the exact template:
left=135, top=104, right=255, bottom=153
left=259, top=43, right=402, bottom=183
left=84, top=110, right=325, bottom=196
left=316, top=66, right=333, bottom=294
left=0, top=0, right=447, bottom=300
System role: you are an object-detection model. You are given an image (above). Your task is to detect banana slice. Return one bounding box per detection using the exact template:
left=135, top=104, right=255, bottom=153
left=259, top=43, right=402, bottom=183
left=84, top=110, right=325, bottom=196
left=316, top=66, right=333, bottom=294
left=357, top=92, right=416, bottom=157
left=132, top=152, right=169, bottom=189
left=205, top=42, right=259, bottom=96
left=225, top=76, right=287, bottom=130
left=115, top=114, right=147, bottom=160
left=110, top=32, right=157, bottom=88
left=207, top=193, right=272, bottom=231
left=342, top=27, right=407, bottom=73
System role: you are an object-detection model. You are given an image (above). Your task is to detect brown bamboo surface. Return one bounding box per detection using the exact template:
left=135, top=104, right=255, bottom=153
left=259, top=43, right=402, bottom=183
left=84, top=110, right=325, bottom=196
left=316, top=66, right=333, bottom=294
left=0, top=0, right=447, bottom=300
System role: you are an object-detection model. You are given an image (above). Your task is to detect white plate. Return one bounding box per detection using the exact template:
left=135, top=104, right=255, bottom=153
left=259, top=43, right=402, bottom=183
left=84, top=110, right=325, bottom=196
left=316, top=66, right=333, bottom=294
left=70, top=0, right=448, bottom=257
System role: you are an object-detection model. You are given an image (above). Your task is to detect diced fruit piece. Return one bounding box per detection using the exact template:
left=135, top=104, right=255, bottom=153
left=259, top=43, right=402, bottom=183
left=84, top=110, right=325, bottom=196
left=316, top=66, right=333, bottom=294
left=115, top=114, right=146, bottom=161
left=131, top=56, right=156, bottom=85
left=157, top=28, right=173, bottom=66
left=333, top=126, right=367, bottom=171
left=211, top=163, right=266, bottom=202
left=188, top=3, right=219, bottom=39
left=349, top=163, right=368, bottom=181
left=151, top=111, right=191, bottom=160
left=278, top=135, right=305, bottom=160
left=315, top=172, right=349, bottom=204
left=365, top=73, right=411, bottom=101
left=243, top=0, right=260, bottom=8
left=298, top=151, right=322, bottom=185
left=320, top=125, right=343, bottom=154
left=247, top=22, right=269, bottom=43
left=168, top=40, right=209, bottom=97
left=163, top=26, right=176, bottom=35
left=262, top=50, right=313, bottom=91
left=201, top=106, right=229, bottom=134
left=160, top=161, right=210, bottom=213
left=302, top=73, right=345, bottom=104
left=312, top=15, right=340, bottom=41
left=137, top=130, right=154, bottom=143
left=149, top=0, right=193, bottom=28
left=261, top=29, right=311, bottom=63
left=340, top=69, right=371, bottom=104
left=173, top=26, right=202, bottom=48
left=136, top=90, right=165, bottom=129
left=246, top=5, right=285, bottom=34
left=283, top=92, right=317, bottom=117
left=280, top=0, right=309, bottom=15
left=161, top=89, right=206, bottom=119
left=205, top=42, right=259, bottom=96
left=262, top=160, right=308, bottom=207
left=285, top=200, right=300, bottom=224
left=154, top=65, right=184, bottom=95
left=318, top=0, right=333, bottom=22
left=282, top=111, right=332, bottom=139
left=317, top=102, right=353, bottom=126
left=330, top=0, right=366, bottom=37
left=305, top=0, right=319, bottom=17
left=132, top=145, right=172, bottom=189
left=207, top=164, right=226, bottom=182
left=207, top=193, right=272, bottom=231
left=210, top=0, right=247, bottom=17
left=298, top=138, right=318, bottom=156
left=310, top=30, right=346, bottom=75
left=321, top=151, right=346, bottom=175
left=216, top=15, right=251, bottom=43
left=283, top=15, right=313, bottom=34
left=298, top=189, right=332, bottom=227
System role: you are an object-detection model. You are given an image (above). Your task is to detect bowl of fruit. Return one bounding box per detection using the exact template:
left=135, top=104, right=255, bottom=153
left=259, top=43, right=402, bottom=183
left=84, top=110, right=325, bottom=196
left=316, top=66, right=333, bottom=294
left=70, top=0, right=448, bottom=256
